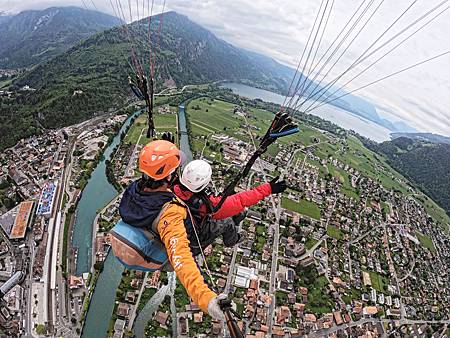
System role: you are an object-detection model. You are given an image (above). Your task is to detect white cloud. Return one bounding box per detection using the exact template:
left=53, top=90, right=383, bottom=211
left=1, top=0, right=449, bottom=135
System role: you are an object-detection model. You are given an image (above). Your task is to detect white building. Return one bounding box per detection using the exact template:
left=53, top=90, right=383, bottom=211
left=234, top=265, right=258, bottom=288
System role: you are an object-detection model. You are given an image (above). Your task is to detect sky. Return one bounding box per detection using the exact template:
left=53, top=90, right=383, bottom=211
left=1, top=0, right=449, bottom=136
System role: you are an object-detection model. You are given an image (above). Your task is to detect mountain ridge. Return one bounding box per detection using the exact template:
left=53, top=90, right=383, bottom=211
left=1, top=9, right=417, bottom=150
left=1, top=11, right=296, bottom=149
left=0, top=6, right=122, bottom=68
left=390, top=132, right=450, bottom=144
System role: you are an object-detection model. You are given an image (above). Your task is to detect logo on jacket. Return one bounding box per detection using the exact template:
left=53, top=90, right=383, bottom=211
left=169, top=236, right=183, bottom=270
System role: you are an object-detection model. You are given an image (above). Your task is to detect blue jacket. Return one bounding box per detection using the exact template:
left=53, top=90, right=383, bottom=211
left=119, top=180, right=175, bottom=230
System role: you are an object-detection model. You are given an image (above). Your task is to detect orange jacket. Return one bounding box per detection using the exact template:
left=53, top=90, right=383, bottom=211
left=157, top=202, right=216, bottom=313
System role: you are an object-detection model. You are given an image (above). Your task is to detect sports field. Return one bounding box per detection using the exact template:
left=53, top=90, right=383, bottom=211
left=281, top=197, right=321, bottom=220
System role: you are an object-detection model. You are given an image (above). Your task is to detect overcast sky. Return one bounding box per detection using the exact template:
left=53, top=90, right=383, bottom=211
left=2, top=0, right=449, bottom=136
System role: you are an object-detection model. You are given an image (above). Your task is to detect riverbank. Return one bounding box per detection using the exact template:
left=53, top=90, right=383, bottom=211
left=104, top=112, right=141, bottom=191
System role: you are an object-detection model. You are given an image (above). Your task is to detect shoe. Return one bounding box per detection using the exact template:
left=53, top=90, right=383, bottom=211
left=223, top=230, right=247, bottom=247
left=232, top=211, right=247, bottom=226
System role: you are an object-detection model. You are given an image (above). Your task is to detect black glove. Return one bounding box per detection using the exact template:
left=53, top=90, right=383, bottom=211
left=161, top=132, right=175, bottom=143
left=269, top=176, right=287, bottom=194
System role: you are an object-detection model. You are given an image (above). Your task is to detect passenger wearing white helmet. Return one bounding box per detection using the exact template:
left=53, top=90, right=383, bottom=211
left=179, top=159, right=212, bottom=192
left=173, top=159, right=288, bottom=253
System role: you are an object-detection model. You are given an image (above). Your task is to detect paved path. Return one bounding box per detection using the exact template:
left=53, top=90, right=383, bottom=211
left=350, top=224, right=384, bottom=244
left=399, top=256, right=416, bottom=282
left=127, top=273, right=149, bottom=330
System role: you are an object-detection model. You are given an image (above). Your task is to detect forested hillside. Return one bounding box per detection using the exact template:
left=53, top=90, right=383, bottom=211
left=374, top=137, right=450, bottom=215
left=0, top=11, right=295, bottom=150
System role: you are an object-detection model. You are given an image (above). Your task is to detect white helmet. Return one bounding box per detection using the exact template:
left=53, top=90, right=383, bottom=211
left=180, top=160, right=212, bottom=192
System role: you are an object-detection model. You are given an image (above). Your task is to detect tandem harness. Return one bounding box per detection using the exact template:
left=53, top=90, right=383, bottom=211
left=110, top=197, right=185, bottom=272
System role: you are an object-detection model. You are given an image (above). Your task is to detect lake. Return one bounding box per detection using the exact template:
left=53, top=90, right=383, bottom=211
left=222, top=82, right=392, bottom=142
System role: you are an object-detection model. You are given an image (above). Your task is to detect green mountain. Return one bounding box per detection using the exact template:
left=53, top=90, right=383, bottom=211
left=374, top=137, right=450, bottom=215
left=1, top=11, right=295, bottom=150
left=390, top=132, right=450, bottom=145
left=0, top=6, right=121, bottom=68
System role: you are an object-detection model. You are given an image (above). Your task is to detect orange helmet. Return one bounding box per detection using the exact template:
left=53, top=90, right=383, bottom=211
left=139, top=140, right=181, bottom=180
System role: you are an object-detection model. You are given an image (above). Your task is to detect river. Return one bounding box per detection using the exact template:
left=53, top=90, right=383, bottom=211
left=72, top=111, right=140, bottom=274
left=72, top=111, right=137, bottom=338
left=79, top=106, right=190, bottom=338
left=222, top=82, right=392, bottom=142
left=178, top=104, right=193, bottom=163
left=132, top=272, right=177, bottom=338
left=81, top=252, right=124, bottom=338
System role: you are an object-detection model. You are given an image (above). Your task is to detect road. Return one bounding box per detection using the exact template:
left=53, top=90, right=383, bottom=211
left=224, top=244, right=238, bottom=296
left=382, top=223, right=406, bottom=320
left=127, top=273, right=149, bottom=330
left=350, top=223, right=384, bottom=244
left=154, top=82, right=221, bottom=97
left=267, top=148, right=302, bottom=336
left=123, top=127, right=146, bottom=177
left=200, top=133, right=213, bottom=158
left=265, top=143, right=331, bottom=336
left=222, top=172, right=255, bottom=337
left=55, top=132, right=77, bottom=326
left=50, top=131, right=78, bottom=336
left=238, top=113, right=300, bottom=335
left=313, top=316, right=450, bottom=337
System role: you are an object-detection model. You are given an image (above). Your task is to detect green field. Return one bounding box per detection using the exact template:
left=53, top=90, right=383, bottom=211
left=327, top=225, right=344, bottom=240
left=368, top=271, right=389, bottom=294
left=296, top=264, right=333, bottom=315
left=305, top=276, right=334, bottom=314
left=415, top=231, right=436, bottom=252
left=381, top=202, right=390, bottom=215
left=186, top=98, right=308, bottom=153
left=187, top=98, right=242, bottom=134
left=124, top=113, right=177, bottom=145
left=281, top=197, right=321, bottom=220
left=313, top=141, right=338, bottom=159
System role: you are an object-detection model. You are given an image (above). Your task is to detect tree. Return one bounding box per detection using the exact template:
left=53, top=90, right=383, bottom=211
left=98, top=141, right=105, bottom=148
left=94, top=261, right=104, bottom=272
left=35, top=324, right=46, bottom=335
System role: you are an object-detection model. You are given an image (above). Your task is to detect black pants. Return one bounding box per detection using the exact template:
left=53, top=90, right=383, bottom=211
left=189, top=218, right=239, bottom=256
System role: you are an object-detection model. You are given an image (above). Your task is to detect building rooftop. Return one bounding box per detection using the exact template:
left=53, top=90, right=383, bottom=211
left=10, top=201, right=34, bottom=239
left=155, top=311, right=169, bottom=325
